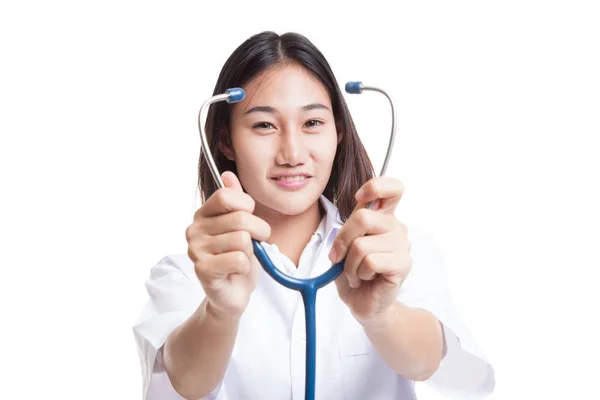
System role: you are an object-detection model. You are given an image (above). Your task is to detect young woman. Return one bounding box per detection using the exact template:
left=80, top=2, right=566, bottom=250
left=133, top=31, right=495, bottom=400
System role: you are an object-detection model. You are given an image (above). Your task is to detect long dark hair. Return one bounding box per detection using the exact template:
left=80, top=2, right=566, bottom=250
left=198, top=31, right=374, bottom=222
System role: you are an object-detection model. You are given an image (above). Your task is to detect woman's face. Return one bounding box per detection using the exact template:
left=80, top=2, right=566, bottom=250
left=223, top=63, right=339, bottom=217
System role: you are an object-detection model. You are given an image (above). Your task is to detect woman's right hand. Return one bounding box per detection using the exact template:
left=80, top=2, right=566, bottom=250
left=186, top=171, right=271, bottom=318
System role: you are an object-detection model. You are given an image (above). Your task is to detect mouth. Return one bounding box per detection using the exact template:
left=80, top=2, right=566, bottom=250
left=271, top=175, right=311, bottom=182
left=270, top=174, right=312, bottom=190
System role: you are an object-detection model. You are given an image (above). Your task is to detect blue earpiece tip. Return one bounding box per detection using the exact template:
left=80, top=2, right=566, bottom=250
left=345, top=81, right=363, bottom=94
left=226, top=88, right=245, bottom=103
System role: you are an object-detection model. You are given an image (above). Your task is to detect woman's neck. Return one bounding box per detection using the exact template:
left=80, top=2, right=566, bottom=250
left=255, top=200, right=323, bottom=267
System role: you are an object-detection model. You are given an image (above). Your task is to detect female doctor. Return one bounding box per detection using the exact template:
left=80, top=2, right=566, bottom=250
left=133, top=31, right=495, bottom=400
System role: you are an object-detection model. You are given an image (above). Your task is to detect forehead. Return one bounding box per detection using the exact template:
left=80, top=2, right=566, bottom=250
left=236, top=63, right=332, bottom=112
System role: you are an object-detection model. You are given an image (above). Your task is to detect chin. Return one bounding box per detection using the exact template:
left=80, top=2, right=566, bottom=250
left=271, top=198, right=314, bottom=216
left=257, top=190, right=321, bottom=216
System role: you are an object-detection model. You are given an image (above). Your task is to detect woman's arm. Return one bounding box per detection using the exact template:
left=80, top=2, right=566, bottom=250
left=329, top=178, right=444, bottom=380
left=163, top=298, right=240, bottom=399
left=163, top=172, right=270, bottom=399
left=362, top=300, right=444, bottom=381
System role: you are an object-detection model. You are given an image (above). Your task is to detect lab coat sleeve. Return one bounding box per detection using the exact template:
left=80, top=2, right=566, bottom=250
left=398, top=226, right=496, bottom=399
left=132, top=255, right=222, bottom=400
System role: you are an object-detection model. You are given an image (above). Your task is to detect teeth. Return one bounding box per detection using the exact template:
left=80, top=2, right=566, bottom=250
left=277, top=175, right=306, bottom=182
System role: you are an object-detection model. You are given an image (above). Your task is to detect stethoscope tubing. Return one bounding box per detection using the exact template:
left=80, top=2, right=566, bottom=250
left=198, top=82, right=396, bottom=400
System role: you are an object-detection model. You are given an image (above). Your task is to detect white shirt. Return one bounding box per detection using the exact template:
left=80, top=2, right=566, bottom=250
left=133, top=195, right=495, bottom=400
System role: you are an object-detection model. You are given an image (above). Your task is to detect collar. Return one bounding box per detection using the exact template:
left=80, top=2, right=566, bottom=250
left=257, top=195, right=343, bottom=271
left=260, top=195, right=343, bottom=252
left=315, top=195, right=343, bottom=241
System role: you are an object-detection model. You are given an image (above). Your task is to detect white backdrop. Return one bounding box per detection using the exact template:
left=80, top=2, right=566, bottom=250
left=1, top=1, right=599, bottom=399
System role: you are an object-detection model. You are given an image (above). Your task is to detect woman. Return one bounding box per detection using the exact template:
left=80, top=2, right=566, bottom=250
left=133, top=31, right=495, bottom=400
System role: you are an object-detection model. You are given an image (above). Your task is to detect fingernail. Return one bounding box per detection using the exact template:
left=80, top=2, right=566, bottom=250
left=346, top=274, right=353, bottom=286
left=329, top=248, right=338, bottom=263
left=356, top=188, right=365, bottom=201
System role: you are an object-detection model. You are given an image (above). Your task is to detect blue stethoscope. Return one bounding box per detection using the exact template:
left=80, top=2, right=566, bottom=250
left=198, top=82, right=397, bottom=400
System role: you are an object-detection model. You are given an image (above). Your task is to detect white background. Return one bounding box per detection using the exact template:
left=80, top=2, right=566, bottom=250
left=1, top=1, right=599, bottom=399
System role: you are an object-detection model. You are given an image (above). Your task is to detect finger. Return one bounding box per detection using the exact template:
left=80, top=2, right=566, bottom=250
left=343, top=233, right=397, bottom=287
left=200, top=211, right=271, bottom=241
left=356, top=252, right=408, bottom=286
left=198, top=173, right=255, bottom=218
left=329, top=209, right=398, bottom=264
left=198, top=188, right=255, bottom=218
left=354, top=177, right=405, bottom=214
left=196, top=251, right=252, bottom=282
left=204, top=230, right=254, bottom=259
left=222, top=170, right=243, bottom=191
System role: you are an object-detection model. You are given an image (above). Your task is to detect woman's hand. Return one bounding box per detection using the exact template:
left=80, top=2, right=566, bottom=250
left=186, top=171, right=271, bottom=318
left=329, top=176, right=412, bottom=328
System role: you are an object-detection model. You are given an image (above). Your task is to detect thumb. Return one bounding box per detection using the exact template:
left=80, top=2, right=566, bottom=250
left=221, top=171, right=243, bottom=191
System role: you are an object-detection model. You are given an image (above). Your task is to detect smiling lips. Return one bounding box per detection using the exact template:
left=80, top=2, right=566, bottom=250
left=271, top=174, right=312, bottom=189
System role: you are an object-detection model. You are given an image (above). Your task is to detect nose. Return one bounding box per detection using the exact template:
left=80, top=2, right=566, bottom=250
left=275, top=126, right=308, bottom=167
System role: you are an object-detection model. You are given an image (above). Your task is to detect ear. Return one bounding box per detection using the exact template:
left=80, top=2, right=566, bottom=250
left=218, top=142, right=235, bottom=161
left=335, top=120, right=343, bottom=145
left=337, top=129, right=343, bottom=145
left=218, top=132, right=235, bottom=161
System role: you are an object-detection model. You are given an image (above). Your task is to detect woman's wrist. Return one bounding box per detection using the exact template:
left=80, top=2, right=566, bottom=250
left=358, top=301, right=405, bottom=333
left=204, top=299, right=243, bottom=326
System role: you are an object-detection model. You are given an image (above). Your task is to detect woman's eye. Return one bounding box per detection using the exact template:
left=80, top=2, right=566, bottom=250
left=304, top=120, right=323, bottom=129
left=253, top=122, right=275, bottom=130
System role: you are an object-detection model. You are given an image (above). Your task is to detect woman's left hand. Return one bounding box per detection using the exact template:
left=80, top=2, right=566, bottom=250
left=329, top=176, right=412, bottom=328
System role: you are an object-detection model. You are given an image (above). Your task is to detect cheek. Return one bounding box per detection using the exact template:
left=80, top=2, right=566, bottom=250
left=231, top=137, right=270, bottom=181
left=236, top=149, right=261, bottom=174
left=312, top=132, right=339, bottom=165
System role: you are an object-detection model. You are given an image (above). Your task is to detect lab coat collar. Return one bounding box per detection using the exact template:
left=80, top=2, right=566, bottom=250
left=317, top=195, right=343, bottom=242
left=259, top=195, right=343, bottom=253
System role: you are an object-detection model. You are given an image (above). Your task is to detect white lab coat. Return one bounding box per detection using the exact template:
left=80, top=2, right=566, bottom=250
left=133, top=195, right=495, bottom=399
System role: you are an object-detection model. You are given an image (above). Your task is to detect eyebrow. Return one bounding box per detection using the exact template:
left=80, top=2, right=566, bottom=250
left=244, top=103, right=330, bottom=115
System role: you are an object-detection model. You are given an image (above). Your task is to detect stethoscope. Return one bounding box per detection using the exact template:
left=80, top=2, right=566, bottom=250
left=198, top=81, right=397, bottom=400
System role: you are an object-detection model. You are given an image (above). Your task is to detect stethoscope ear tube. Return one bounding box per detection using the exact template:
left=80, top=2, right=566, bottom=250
left=198, top=82, right=397, bottom=400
